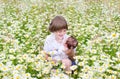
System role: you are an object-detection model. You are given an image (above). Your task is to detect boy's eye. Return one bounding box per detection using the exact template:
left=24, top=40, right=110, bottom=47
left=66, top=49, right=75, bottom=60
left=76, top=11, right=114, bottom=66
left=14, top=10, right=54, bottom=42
left=63, top=29, right=67, bottom=32
left=57, top=30, right=62, bottom=32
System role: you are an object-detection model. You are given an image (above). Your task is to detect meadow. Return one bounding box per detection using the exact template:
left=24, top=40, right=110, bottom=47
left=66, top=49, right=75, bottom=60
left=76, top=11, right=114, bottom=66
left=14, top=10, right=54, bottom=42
left=0, top=0, right=120, bottom=79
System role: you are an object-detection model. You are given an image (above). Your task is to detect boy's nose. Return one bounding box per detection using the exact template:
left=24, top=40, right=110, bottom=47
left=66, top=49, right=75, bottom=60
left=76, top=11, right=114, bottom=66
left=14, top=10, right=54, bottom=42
left=60, top=32, right=64, bottom=36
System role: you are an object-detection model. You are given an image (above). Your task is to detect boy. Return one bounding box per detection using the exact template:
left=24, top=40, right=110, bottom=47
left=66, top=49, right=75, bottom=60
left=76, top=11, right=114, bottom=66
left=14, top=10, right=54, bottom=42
left=44, top=15, right=77, bottom=71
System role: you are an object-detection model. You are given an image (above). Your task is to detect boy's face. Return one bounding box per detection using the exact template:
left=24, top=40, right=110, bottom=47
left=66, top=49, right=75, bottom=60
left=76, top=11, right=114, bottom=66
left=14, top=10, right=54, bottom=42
left=54, top=29, right=67, bottom=40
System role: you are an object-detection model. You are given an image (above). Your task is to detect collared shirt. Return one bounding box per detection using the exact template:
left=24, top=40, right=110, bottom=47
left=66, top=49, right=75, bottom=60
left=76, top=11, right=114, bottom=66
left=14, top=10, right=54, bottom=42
left=43, top=33, right=69, bottom=61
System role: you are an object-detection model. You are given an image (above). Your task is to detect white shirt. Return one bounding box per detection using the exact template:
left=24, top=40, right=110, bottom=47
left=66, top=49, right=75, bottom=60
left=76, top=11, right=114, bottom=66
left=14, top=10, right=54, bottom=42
left=43, top=33, right=69, bottom=61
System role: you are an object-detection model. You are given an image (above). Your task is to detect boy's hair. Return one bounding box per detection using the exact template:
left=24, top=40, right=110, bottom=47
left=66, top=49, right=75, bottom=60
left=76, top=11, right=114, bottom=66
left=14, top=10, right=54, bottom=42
left=66, top=36, right=78, bottom=49
left=49, top=16, right=68, bottom=32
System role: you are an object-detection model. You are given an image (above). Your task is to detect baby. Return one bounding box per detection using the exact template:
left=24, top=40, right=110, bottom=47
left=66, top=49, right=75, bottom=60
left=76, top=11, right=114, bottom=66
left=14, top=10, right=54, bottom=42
left=56, top=36, right=78, bottom=61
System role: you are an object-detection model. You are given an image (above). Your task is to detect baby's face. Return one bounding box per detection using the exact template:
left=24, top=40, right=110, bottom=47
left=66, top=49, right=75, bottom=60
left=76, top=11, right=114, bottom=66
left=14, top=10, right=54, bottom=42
left=65, top=37, right=78, bottom=49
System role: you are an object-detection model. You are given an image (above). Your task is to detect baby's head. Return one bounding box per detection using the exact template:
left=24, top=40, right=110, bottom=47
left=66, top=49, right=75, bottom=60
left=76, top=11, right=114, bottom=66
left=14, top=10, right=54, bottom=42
left=65, top=36, right=78, bottom=49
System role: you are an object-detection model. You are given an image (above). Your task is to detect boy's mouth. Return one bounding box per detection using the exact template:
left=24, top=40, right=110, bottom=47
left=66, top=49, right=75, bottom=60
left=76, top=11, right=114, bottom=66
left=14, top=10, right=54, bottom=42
left=59, top=35, right=63, bottom=37
left=58, top=36, right=64, bottom=39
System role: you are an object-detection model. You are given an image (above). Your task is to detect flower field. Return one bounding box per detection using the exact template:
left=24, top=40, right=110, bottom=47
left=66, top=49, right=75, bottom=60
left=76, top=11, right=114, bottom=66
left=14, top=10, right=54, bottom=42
left=0, top=0, right=120, bottom=79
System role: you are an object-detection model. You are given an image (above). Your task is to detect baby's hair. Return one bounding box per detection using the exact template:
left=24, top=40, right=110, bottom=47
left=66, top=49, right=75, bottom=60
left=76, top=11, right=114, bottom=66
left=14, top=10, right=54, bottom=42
left=49, top=16, right=68, bottom=32
left=66, top=36, right=78, bottom=49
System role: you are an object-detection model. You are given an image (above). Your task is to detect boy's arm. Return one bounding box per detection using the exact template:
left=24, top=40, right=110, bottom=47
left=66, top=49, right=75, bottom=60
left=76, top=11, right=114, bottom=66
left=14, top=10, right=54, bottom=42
left=44, top=38, right=60, bottom=56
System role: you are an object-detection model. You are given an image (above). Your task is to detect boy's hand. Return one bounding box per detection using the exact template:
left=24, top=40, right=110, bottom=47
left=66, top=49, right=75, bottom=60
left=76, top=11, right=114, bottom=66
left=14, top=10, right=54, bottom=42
left=45, top=54, right=49, bottom=60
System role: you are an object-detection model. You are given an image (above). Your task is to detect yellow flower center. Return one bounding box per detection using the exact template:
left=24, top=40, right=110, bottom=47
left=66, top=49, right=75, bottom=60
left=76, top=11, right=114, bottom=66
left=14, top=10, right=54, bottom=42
left=112, top=34, right=116, bottom=37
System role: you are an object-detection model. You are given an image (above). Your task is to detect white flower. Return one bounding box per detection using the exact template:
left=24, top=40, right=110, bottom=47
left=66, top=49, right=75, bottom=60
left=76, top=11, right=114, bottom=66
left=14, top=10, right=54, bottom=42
left=78, top=62, right=84, bottom=66
left=90, top=56, right=97, bottom=60
left=116, top=51, right=120, bottom=58
left=2, top=76, right=10, bottom=79
left=81, top=66, right=90, bottom=72
left=50, top=76, right=60, bottom=79
left=14, top=65, right=22, bottom=70
left=26, top=58, right=34, bottom=63
left=24, top=73, right=31, bottom=78
left=94, top=62, right=100, bottom=67
left=9, top=48, right=15, bottom=53
left=70, top=65, right=77, bottom=71
left=0, top=53, right=5, bottom=60
left=61, top=63, right=66, bottom=69
left=1, top=66, right=9, bottom=71
left=50, top=73, right=70, bottom=79
left=6, top=61, right=12, bottom=67
left=110, top=33, right=119, bottom=39
left=0, top=62, right=3, bottom=68
left=22, top=54, right=29, bottom=59
left=42, top=67, right=50, bottom=74
left=12, top=70, right=19, bottom=74
left=98, top=66, right=106, bottom=73
left=13, top=74, right=22, bottom=79
left=74, top=56, right=84, bottom=60
left=9, top=55, right=16, bottom=60
left=81, top=73, right=91, bottom=79
left=108, top=75, right=117, bottom=79
left=114, top=64, right=120, bottom=70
